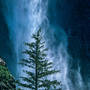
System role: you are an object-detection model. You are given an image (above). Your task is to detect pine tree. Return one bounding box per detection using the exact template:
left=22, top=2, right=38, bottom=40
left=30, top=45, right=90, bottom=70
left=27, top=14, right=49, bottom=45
left=0, top=58, right=16, bottom=90
left=17, top=29, right=61, bottom=90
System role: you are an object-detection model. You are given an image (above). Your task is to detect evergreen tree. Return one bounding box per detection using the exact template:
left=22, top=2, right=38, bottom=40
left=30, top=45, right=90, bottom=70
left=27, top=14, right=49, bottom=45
left=0, top=58, right=16, bottom=90
left=18, top=29, right=61, bottom=90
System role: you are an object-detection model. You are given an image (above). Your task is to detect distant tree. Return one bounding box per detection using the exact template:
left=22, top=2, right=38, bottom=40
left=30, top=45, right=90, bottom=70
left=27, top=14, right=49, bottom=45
left=17, top=29, right=61, bottom=90
left=0, top=58, right=16, bottom=90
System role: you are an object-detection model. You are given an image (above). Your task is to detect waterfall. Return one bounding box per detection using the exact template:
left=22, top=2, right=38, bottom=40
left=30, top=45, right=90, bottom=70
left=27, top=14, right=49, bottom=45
left=45, top=26, right=70, bottom=90
left=26, top=0, right=48, bottom=42
left=1, top=0, right=86, bottom=90
left=45, top=26, right=85, bottom=90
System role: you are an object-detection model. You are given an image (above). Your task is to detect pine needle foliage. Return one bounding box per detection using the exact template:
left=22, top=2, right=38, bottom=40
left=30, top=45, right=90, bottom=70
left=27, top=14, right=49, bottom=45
left=18, top=29, right=61, bottom=90
left=0, top=64, right=16, bottom=90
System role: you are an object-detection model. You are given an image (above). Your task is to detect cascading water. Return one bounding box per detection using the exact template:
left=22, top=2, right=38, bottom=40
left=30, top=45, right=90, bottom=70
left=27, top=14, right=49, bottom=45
left=1, top=0, right=86, bottom=90
left=45, top=26, right=70, bottom=90
left=26, top=0, right=49, bottom=42
left=25, top=1, right=84, bottom=89
left=45, top=26, right=85, bottom=90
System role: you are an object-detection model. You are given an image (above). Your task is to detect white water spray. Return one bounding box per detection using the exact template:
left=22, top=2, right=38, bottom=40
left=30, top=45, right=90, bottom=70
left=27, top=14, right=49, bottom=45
left=26, top=0, right=48, bottom=41
left=1, top=0, right=85, bottom=89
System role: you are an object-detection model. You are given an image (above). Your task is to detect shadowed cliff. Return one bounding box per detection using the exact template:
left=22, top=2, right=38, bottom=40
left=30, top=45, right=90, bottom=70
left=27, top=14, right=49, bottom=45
left=0, top=2, right=16, bottom=76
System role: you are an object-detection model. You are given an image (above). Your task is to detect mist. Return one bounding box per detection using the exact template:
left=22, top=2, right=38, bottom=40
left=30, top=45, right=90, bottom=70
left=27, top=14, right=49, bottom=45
left=0, top=0, right=89, bottom=90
